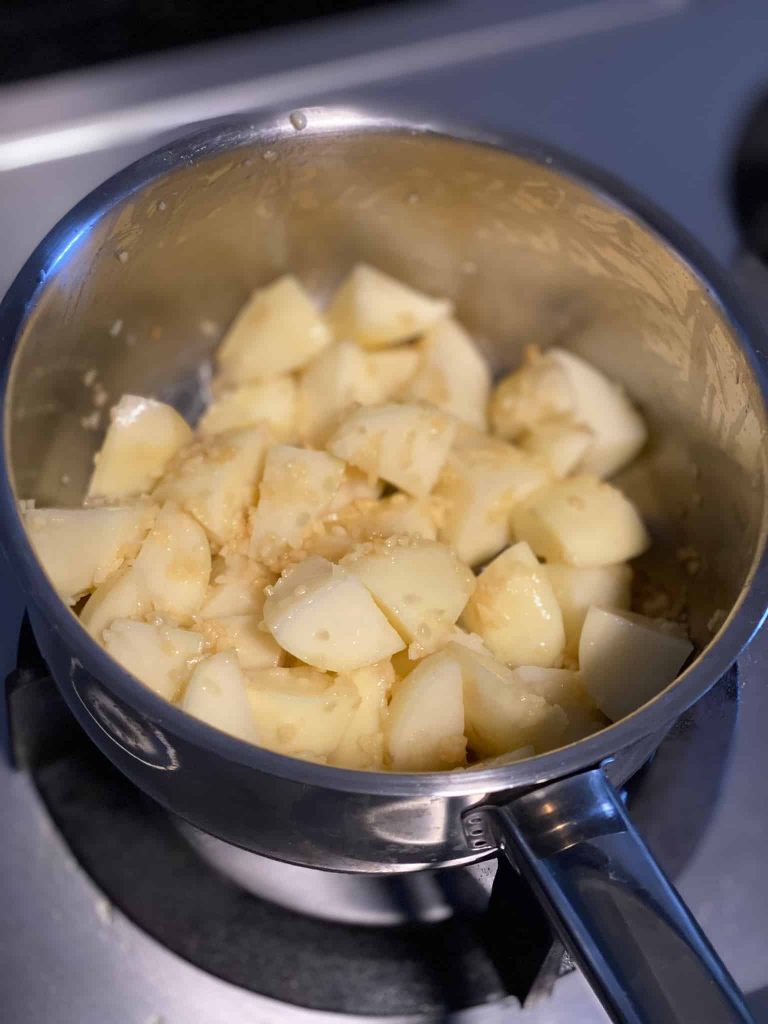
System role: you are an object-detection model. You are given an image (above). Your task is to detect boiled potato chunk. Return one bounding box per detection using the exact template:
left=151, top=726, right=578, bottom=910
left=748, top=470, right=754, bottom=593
left=198, top=378, right=298, bottom=441
left=403, top=319, right=490, bottom=430
left=385, top=651, right=466, bottom=771
left=510, top=666, right=606, bottom=744
left=249, top=445, right=345, bottom=564
left=200, top=614, right=284, bottom=670
left=217, top=275, right=330, bottom=381
left=263, top=556, right=404, bottom=671
left=80, top=564, right=148, bottom=639
left=298, top=341, right=381, bottom=445
left=102, top=619, right=204, bottom=700
left=343, top=539, right=475, bottom=658
left=462, top=542, right=565, bottom=668
left=87, top=396, right=192, bottom=500
left=327, top=468, right=383, bottom=511
left=579, top=607, right=693, bottom=721
left=512, top=475, right=649, bottom=568
left=520, top=418, right=593, bottom=478
left=543, top=562, right=632, bottom=657
left=331, top=660, right=395, bottom=770
left=154, top=425, right=270, bottom=546
left=133, top=503, right=211, bottom=622
left=199, top=553, right=272, bottom=619
left=490, top=348, right=573, bottom=440
left=367, top=347, right=419, bottom=398
left=326, top=264, right=451, bottom=349
left=327, top=402, right=456, bottom=497
left=182, top=651, right=260, bottom=744
left=24, top=503, right=156, bottom=605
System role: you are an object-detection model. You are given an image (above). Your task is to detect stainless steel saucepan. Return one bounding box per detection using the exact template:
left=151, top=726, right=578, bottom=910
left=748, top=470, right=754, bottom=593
left=0, top=108, right=765, bottom=1024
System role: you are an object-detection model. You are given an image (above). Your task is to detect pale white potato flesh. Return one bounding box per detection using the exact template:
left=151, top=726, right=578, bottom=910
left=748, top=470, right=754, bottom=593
left=24, top=503, right=156, bottom=605
left=298, top=341, right=382, bottom=445
left=490, top=348, right=573, bottom=440
left=543, top=562, right=633, bottom=658
left=182, top=651, right=260, bottom=744
left=262, top=556, right=405, bottom=671
left=462, top=542, right=565, bottom=668
left=200, top=613, right=284, bottom=670
left=511, top=475, right=650, bottom=568
left=102, top=619, right=205, bottom=700
left=367, top=347, right=419, bottom=398
left=326, top=263, right=451, bottom=349
left=385, top=651, right=466, bottom=771
left=330, top=660, right=395, bottom=770
left=87, top=396, right=192, bottom=500
left=198, top=378, right=298, bottom=441
left=133, top=503, right=211, bottom=622
left=79, top=564, right=149, bottom=639
left=520, top=418, right=593, bottom=478
left=327, top=468, right=383, bottom=511
left=510, top=666, right=606, bottom=745
left=579, top=607, right=693, bottom=721
left=217, top=275, right=330, bottom=381
left=198, top=554, right=272, bottom=619
left=327, top=402, right=456, bottom=497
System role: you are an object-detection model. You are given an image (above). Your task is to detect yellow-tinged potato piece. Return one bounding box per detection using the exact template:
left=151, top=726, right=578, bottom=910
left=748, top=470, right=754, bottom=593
left=490, top=348, right=573, bottom=440
left=298, top=341, right=382, bottom=445
left=217, top=275, right=330, bottom=381
left=579, top=607, right=693, bottom=721
left=154, top=425, right=270, bottom=546
left=446, top=642, right=566, bottom=757
left=543, top=562, right=632, bottom=657
left=102, top=619, right=204, bottom=700
left=510, top=665, right=606, bottom=744
left=520, top=418, right=593, bottom=478
left=133, top=503, right=211, bottom=622
left=343, top=538, right=475, bottom=658
left=249, top=445, right=345, bottom=564
left=263, top=556, right=404, bottom=671
left=200, top=613, right=283, bottom=670
left=327, top=468, right=383, bottom=511
left=462, top=541, right=565, bottom=667
left=80, top=564, right=148, bottom=639
left=87, top=396, right=192, bottom=500
left=367, top=347, right=419, bottom=398
left=403, top=319, right=490, bottom=430
left=199, top=554, right=272, bottom=619
left=511, top=475, right=650, bottom=568
left=385, top=651, right=466, bottom=771
left=326, top=264, right=451, bottom=349
left=246, top=666, right=358, bottom=758
left=24, top=503, right=156, bottom=605
left=331, top=660, right=395, bottom=770
left=182, top=651, right=260, bottom=744
left=198, top=378, right=298, bottom=441
left=433, top=434, right=551, bottom=567
left=327, top=402, right=456, bottom=497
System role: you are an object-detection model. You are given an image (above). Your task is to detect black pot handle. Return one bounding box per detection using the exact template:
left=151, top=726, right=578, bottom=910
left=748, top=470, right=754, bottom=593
left=467, top=768, right=753, bottom=1024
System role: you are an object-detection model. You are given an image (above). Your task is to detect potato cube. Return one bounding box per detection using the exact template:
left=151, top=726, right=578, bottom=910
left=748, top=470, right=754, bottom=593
left=133, top=503, right=211, bottom=622
left=80, top=564, right=149, bottom=639
left=199, top=554, right=272, bottom=619
left=200, top=614, right=283, bottom=670
left=462, top=541, right=565, bottom=667
left=182, top=651, right=260, bottom=744
left=331, top=660, right=395, bottom=770
left=510, top=665, right=606, bottom=745
left=298, top=341, right=382, bottom=445
left=367, top=347, right=419, bottom=398
left=490, top=348, right=573, bottom=440
left=87, top=396, right=192, bottom=500
left=343, top=539, right=475, bottom=657
left=326, top=264, right=451, bottom=349
left=511, top=475, right=650, bottom=567
left=24, top=503, right=156, bottom=605
left=403, top=319, right=490, bottom=430
left=327, top=402, right=456, bottom=497
left=102, top=619, right=204, bottom=700
left=579, top=607, right=693, bottom=721
left=198, top=378, right=298, bottom=441
left=543, top=562, right=632, bottom=657
left=217, top=275, right=330, bottom=381
left=520, top=418, right=593, bottom=478
left=327, top=468, right=383, bottom=512
left=385, top=651, right=466, bottom=771
left=263, top=556, right=404, bottom=671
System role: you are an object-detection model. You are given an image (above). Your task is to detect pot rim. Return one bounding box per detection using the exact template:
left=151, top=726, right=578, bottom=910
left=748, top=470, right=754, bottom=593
left=1, top=105, right=767, bottom=799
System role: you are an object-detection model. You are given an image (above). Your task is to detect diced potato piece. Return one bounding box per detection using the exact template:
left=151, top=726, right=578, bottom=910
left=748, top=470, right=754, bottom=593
left=543, top=563, right=632, bottom=657
left=87, top=396, right=192, bottom=501
left=510, top=666, right=606, bottom=745
left=246, top=667, right=358, bottom=759
left=326, top=264, right=451, bottom=349
left=490, top=348, right=573, bottom=440
left=511, top=475, right=650, bottom=568
left=182, top=651, right=260, bottom=744
left=331, top=660, right=395, bottom=770
left=198, top=378, right=298, bottom=441
left=200, top=614, right=284, bottom=670
left=433, top=435, right=551, bottom=567
left=24, top=503, right=156, bottom=605
left=367, top=347, right=419, bottom=398
left=133, top=504, right=211, bottom=622
left=199, top=554, right=272, bottom=618
left=80, top=564, right=148, bottom=639
left=520, top=418, right=593, bottom=478
left=462, top=541, right=565, bottom=667
left=447, top=642, right=566, bottom=757
left=338, top=494, right=437, bottom=543
left=102, top=619, right=204, bottom=700
left=298, top=341, right=382, bottom=444
left=548, top=348, right=647, bottom=478
left=327, top=468, right=383, bottom=511
left=154, top=425, right=270, bottom=546
left=327, top=402, right=456, bottom=497
left=249, top=445, right=345, bottom=564
left=343, top=539, right=475, bottom=657
left=385, top=651, right=466, bottom=771
left=217, top=275, right=330, bottom=381
left=403, top=319, right=490, bottom=430
left=263, top=556, right=404, bottom=671
left=579, top=607, right=693, bottom=721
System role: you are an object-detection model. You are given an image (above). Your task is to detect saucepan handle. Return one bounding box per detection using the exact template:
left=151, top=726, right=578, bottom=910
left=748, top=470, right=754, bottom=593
left=469, top=768, right=754, bottom=1024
